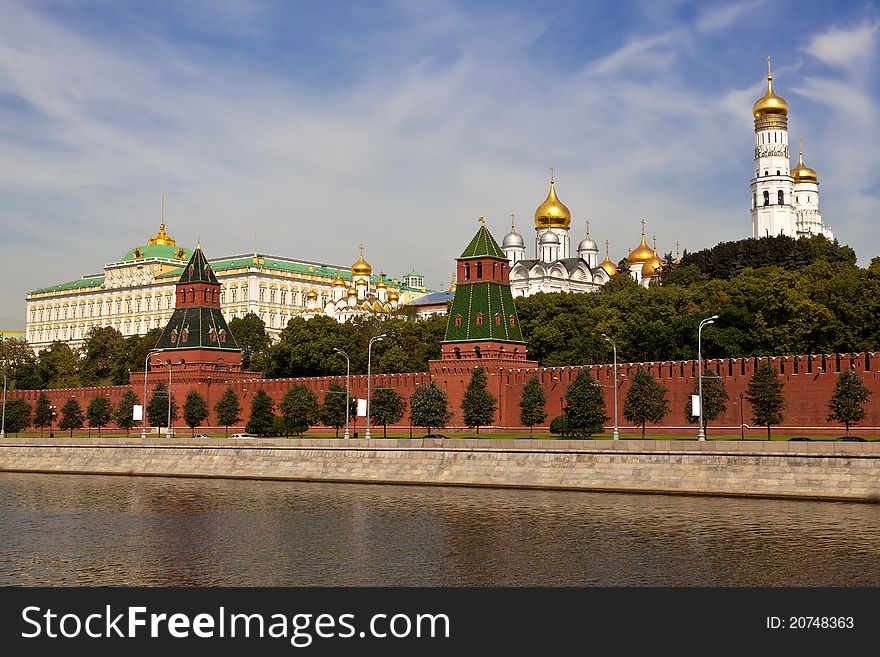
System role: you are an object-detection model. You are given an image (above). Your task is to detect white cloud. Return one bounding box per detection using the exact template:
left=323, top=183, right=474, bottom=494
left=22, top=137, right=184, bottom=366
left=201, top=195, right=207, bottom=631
left=695, top=0, right=764, bottom=34
left=804, top=22, right=878, bottom=71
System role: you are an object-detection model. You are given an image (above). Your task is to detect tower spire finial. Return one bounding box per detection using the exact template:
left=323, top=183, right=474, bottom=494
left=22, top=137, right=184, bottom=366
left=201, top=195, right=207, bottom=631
left=799, top=136, right=804, bottom=163
left=359, top=242, right=365, bottom=256
left=478, top=216, right=486, bottom=225
left=510, top=213, right=516, bottom=231
left=641, top=218, right=646, bottom=237
left=652, top=235, right=657, bottom=251
left=161, top=182, right=166, bottom=231
left=766, top=56, right=774, bottom=93
left=605, top=240, right=610, bottom=259
left=550, top=167, right=555, bottom=184
left=585, top=220, right=591, bottom=238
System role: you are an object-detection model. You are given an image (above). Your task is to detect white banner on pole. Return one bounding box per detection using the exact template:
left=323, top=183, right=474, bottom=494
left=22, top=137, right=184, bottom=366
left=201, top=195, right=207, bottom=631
left=356, top=398, right=367, bottom=417
left=691, top=395, right=701, bottom=417
left=132, top=404, right=143, bottom=421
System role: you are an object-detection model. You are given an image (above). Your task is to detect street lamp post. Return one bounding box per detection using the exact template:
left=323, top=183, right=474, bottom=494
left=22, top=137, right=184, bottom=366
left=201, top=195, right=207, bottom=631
left=142, top=349, right=160, bottom=438
left=0, top=370, right=7, bottom=439
left=601, top=334, right=619, bottom=440
left=739, top=392, right=744, bottom=441
left=166, top=359, right=173, bottom=438
left=697, top=315, right=719, bottom=441
left=333, top=347, right=351, bottom=439
left=364, top=333, right=387, bottom=440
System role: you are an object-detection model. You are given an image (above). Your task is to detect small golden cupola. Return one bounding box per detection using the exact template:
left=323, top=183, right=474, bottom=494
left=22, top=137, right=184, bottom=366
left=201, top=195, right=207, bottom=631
left=627, top=220, right=654, bottom=265
left=790, top=137, right=818, bottom=184
left=388, top=288, right=400, bottom=302
left=753, top=56, right=788, bottom=120
left=641, top=237, right=664, bottom=278
left=331, top=269, right=347, bottom=287
left=346, top=285, right=358, bottom=298
left=534, top=170, right=571, bottom=229
left=598, top=240, right=618, bottom=277
left=147, top=187, right=177, bottom=247
left=351, top=244, right=372, bottom=277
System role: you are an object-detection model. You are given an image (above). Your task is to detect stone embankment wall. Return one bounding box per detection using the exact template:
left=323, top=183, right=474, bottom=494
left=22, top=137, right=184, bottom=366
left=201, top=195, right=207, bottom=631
left=1, top=438, right=878, bottom=502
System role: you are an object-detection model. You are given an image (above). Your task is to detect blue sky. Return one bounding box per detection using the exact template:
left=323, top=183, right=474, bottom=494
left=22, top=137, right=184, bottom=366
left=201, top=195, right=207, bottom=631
left=1, top=0, right=878, bottom=329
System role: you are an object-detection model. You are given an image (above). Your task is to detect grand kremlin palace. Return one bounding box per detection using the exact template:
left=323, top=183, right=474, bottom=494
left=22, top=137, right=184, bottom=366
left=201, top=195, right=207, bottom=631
left=25, top=215, right=429, bottom=351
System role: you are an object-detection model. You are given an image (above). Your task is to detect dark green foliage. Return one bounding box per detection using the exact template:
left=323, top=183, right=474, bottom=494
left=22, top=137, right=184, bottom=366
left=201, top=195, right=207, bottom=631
left=114, top=389, right=139, bottom=436
left=321, top=381, right=354, bottom=437
left=519, top=375, right=547, bottom=435
left=623, top=369, right=670, bottom=438
left=86, top=396, right=112, bottom=434
left=461, top=367, right=496, bottom=433
left=34, top=392, right=52, bottom=436
left=409, top=382, right=452, bottom=434
left=746, top=362, right=785, bottom=439
left=549, top=415, right=568, bottom=436
left=147, top=382, right=179, bottom=429
left=246, top=389, right=276, bottom=437
left=827, top=369, right=871, bottom=434
left=229, top=313, right=270, bottom=371
left=370, top=387, right=406, bottom=438
left=684, top=370, right=729, bottom=436
left=564, top=370, right=608, bottom=437
left=4, top=398, right=32, bottom=434
left=214, top=387, right=242, bottom=437
left=0, top=338, right=39, bottom=390
left=59, top=397, right=84, bottom=436
left=183, top=389, right=209, bottom=434
left=80, top=327, right=124, bottom=385
left=279, top=385, right=319, bottom=437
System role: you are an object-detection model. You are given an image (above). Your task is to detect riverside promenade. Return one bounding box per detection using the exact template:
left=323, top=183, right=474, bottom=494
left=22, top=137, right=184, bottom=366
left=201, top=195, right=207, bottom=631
left=1, top=437, right=878, bottom=502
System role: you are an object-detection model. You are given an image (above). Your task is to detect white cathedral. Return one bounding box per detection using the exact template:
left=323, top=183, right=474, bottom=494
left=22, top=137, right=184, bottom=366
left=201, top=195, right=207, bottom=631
left=750, top=58, right=833, bottom=240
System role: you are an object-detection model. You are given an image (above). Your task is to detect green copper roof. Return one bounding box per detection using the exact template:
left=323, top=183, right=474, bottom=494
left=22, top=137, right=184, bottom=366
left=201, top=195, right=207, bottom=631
left=177, top=247, right=219, bottom=284
left=31, top=275, right=105, bottom=295
left=120, top=244, right=191, bottom=263
left=443, top=281, right=524, bottom=343
left=154, top=306, right=239, bottom=351
left=459, top=224, right=506, bottom=259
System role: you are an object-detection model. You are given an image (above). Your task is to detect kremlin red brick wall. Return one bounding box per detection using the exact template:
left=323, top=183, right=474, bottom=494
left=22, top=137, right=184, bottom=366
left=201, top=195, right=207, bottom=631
left=8, top=352, right=880, bottom=437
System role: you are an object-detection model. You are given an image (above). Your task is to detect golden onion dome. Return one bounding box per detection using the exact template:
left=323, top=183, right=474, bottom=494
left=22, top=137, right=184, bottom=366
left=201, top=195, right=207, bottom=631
left=534, top=175, right=571, bottom=229
left=306, top=289, right=318, bottom=301
left=598, top=241, right=617, bottom=276
left=753, top=57, right=788, bottom=119
left=388, top=288, right=400, bottom=301
left=331, top=270, right=346, bottom=287
left=346, top=286, right=358, bottom=298
left=355, top=277, right=367, bottom=287
left=790, top=139, right=818, bottom=184
left=627, top=223, right=654, bottom=265
left=376, top=277, right=387, bottom=289
left=641, top=252, right=663, bottom=278
left=351, top=246, right=372, bottom=277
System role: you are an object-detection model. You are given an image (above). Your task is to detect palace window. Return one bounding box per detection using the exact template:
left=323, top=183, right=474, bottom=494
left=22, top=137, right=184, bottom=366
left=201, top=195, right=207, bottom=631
left=280, top=291, right=286, bottom=305
left=778, top=190, right=784, bottom=205
left=455, top=315, right=462, bottom=327
left=763, top=191, right=769, bottom=206
left=231, top=288, right=237, bottom=302
left=476, top=313, right=483, bottom=326
left=259, top=288, right=265, bottom=302
left=476, top=262, right=483, bottom=278
left=136, top=299, right=141, bottom=312
left=453, top=347, right=461, bottom=359
left=145, top=297, right=151, bottom=311
left=474, top=346, right=482, bottom=358
left=220, top=289, right=225, bottom=303
left=39, top=310, right=43, bottom=321
left=270, top=289, right=276, bottom=303
left=464, top=263, right=470, bottom=280
left=243, top=288, right=248, bottom=302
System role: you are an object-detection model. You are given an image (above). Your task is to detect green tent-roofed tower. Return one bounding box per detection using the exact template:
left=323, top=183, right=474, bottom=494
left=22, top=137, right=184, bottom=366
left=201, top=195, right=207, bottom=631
left=438, top=219, right=534, bottom=366
left=153, top=244, right=242, bottom=367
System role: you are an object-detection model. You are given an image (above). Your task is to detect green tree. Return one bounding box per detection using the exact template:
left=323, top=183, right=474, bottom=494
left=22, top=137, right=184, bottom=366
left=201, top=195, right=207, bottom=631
left=746, top=361, right=785, bottom=439
left=409, top=382, right=452, bottom=435
left=147, top=382, right=179, bottom=431
left=80, top=327, right=124, bottom=384
left=827, top=368, right=871, bottom=435
left=229, top=313, right=271, bottom=371
left=564, top=370, right=608, bottom=437
left=86, top=396, right=112, bottom=435
left=214, top=387, right=243, bottom=437
left=320, top=382, right=354, bottom=438
left=34, top=392, right=52, bottom=437
left=519, top=375, right=547, bottom=436
left=549, top=414, right=568, bottom=437
left=246, top=389, right=276, bottom=437
left=623, top=369, right=670, bottom=439
left=183, top=389, right=209, bottom=435
left=280, top=385, right=319, bottom=437
left=684, top=370, right=729, bottom=437
left=39, top=342, right=81, bottom=389
left=59, top=397, right=85, bottom=437
left=114, top=389, right=139, bottom=436
left=461, top=367, right=496, bottom=434
left=4, top=398, right=32, bottom=435
left=0, top=338, right=38, bottom=389
left=370, top=387, right=406, bottom=438
left=111, top=328, right=163, bottom=385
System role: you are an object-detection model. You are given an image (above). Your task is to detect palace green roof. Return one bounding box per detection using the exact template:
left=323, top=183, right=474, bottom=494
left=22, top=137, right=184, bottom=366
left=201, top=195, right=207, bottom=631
left=31, top=275, right=105, bottom=295
left=119, top=244, right=191, bottom=263
left=459, top=224, right=506, bottom=259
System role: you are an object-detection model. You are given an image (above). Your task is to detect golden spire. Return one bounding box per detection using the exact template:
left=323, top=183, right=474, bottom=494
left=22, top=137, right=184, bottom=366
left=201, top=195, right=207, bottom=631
left=146, top=183, right=177, bottom=246
left=628, top=219, right=653, bottom=264
left=598, top=239, right=618, bottom=277
left=478, top=216, right=486, bottom=225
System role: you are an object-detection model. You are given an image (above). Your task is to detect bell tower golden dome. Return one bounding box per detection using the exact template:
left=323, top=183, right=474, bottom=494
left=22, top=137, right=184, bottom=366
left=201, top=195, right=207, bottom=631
left=790, top=137, right=818, bottom=184
left=534, top=169, right=571, bottom=229
left=753, top=57, right=788, bottom=126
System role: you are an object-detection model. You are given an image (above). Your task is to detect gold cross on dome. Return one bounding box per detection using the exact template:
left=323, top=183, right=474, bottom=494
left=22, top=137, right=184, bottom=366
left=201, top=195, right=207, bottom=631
left=550, top=167, right=555, bottom=183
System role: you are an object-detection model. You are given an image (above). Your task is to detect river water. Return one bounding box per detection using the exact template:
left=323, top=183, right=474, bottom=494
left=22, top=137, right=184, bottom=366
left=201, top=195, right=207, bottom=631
left=0, top=473, right=878, bottom=586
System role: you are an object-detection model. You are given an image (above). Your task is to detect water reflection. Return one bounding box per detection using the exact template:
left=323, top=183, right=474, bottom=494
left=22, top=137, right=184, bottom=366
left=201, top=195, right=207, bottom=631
left=0, top=473, right=878, bottom=586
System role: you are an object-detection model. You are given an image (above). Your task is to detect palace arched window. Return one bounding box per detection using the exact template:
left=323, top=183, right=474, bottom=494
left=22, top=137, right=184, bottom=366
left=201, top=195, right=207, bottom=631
left=476, top=262, right=483, bottom=278
left=763, top=191, right=769, bottom=206
left=476, top=313, right=483, bottom=326
left=464, top=263, right=470, bottom=280
left=453, top=347, right=461, bottom=359
left=778, top=190, right=784, bottom=205
left=474, top=346, right=482, bottom=358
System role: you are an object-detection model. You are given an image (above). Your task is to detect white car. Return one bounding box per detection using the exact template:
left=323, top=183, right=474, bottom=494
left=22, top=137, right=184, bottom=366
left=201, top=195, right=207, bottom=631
left=229, top=433, right=254, bottom=439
